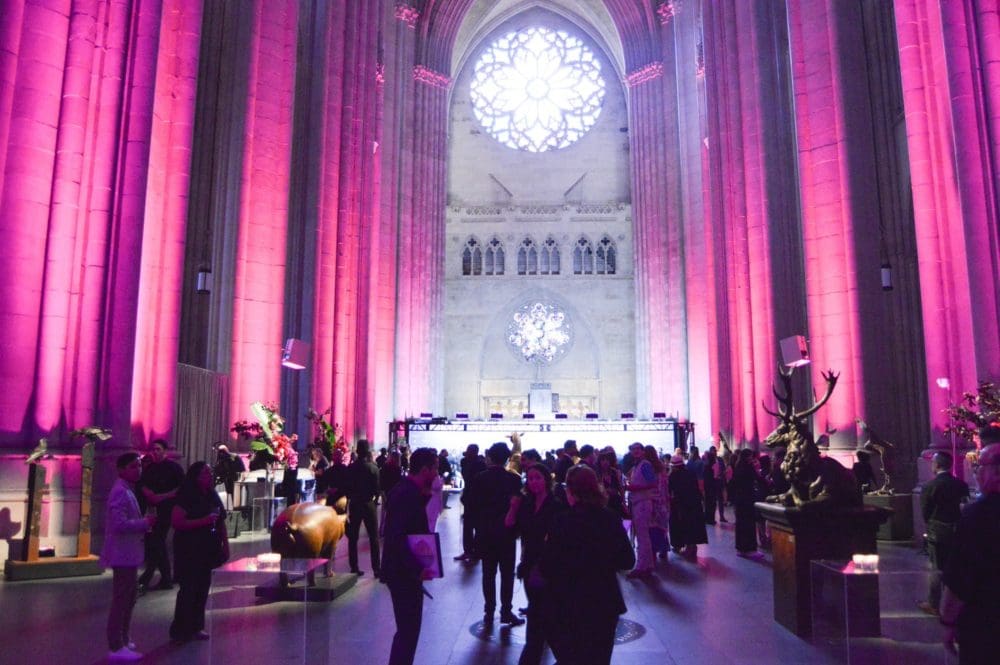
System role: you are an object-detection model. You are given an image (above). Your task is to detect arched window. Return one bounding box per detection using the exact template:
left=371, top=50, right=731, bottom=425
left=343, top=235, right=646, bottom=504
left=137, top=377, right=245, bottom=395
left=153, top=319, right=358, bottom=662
left=596, top=236, right=616, bottom=275
left=518, top=238, right=539, bottom=275
left=540, top=237, right=560, bottom=275
left=463, top=238, right=483, bottom=276
left=573, top=236, right=594, bottom=274
left=485, top=237, right=505, bottom=275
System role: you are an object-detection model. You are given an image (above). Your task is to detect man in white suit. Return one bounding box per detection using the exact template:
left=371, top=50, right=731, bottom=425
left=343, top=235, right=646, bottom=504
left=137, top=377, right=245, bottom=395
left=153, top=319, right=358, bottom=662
left=102, top=452, right=156, bottom=661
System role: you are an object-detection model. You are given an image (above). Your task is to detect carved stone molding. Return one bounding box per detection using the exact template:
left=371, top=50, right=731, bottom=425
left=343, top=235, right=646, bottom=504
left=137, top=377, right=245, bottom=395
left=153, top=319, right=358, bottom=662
left=625, top=62, right=664, bottom=88
left=413, top=65, right=451, bottom=89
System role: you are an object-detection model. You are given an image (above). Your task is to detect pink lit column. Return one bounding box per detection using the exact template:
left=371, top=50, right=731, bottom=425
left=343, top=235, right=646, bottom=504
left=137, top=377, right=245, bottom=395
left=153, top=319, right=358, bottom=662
left=312, top=1, right=384, bottom=439
left=0, top=0, right=168, bottom=444
left=701, top=0, right=805, bottom=446
left=131, top=0, right=204, bottom=445
left=626, top=62, right=688, bottom=418
left=228, top=0, right=298, bottom=423
left=786, top=0, right=878, bottom=447
left=393, top=64, right=449, bottom=418
left=894, top=0, right=1000, bottom=448
left=0, top=0, right=72, bottom=440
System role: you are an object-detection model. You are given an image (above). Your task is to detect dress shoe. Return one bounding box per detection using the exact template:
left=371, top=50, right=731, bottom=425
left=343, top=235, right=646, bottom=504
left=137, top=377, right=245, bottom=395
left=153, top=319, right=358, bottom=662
left=152, top=581, right=174, bottom=591
left=720, top=517, right=729, bottom=523
left=194, top=630, right=210, bottom=640
left=453, top=553, right=469, bottom=561
left=500, top=612, right=525, bottom=626
left=482, top=613, right=494, bottom=626
left=351, top=569, right=364, bottom=576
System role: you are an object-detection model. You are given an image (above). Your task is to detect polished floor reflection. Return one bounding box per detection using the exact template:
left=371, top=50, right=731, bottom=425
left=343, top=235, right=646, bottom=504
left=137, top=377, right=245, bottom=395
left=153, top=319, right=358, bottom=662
left=1, top=502, right=954, bottom=664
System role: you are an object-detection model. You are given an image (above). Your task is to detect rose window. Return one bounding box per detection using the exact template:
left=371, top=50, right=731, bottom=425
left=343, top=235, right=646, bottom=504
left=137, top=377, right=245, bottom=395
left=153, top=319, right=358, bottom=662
left=470, top=27, right=606, bottom=153
left=506, top=301, right=573, bottom=365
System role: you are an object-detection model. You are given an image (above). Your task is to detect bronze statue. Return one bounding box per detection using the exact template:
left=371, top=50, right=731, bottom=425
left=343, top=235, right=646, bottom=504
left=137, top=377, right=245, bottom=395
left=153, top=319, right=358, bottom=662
left=24, top=438, right=53, bottom=464
left=856, top=418, right=895, bottom=494
left=763, top=367, right=861, bottom=508
left=269, top=498, right=348, bottom=583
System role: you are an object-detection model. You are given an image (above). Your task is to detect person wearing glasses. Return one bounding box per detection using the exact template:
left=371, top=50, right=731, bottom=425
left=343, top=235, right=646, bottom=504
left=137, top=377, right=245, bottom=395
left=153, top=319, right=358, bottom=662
left=939, top=425, right=1000, bottom=665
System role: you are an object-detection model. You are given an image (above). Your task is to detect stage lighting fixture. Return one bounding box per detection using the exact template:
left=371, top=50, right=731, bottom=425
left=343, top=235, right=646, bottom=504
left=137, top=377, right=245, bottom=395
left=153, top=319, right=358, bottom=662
left=281, top=338, right=309, bottom=370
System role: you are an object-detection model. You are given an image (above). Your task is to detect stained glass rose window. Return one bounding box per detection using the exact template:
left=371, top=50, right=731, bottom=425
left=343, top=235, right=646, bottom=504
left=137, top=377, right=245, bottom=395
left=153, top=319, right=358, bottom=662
left=470, top=27, right=606, bottom=152
left=507, top=301, right=573, bottom=365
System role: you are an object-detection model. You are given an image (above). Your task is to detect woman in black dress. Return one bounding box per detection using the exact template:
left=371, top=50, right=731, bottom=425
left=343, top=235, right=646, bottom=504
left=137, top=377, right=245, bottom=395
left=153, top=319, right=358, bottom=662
left=506, top=464, right=566, bottom=665
left=730, top=449, right=760, bottom=555
left=540, top=465, right=635, bottom=665
left=170, top=461, right=227, bottom=642
left=667, top=454, right=708, bottom=558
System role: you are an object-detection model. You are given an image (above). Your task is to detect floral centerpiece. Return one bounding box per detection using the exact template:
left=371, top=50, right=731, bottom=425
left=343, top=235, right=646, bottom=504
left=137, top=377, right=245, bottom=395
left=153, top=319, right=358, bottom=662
left=944, top=381, right=1000, bottom=450
left=944, top=381, right=1000, bottom=490
left=305, top=407, right=348, bottom=460
left=248, top=401, right=299, bottom=469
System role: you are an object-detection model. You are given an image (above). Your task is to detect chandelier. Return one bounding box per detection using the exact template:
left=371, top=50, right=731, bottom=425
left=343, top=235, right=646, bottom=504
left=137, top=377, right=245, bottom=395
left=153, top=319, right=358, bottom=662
left=506, top=301, right=573, bottom=365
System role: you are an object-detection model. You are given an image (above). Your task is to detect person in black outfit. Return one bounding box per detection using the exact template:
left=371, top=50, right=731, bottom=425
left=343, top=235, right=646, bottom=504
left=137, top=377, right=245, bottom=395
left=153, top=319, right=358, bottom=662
left=138, top=439, right=184, bottom=590
left=667, top=454, right=708, bottom=557
left=381, top=447, right=439, bottom=665
left=730, top=449, right=759, bottom=555
left=212, top=444, right=245, bottom=509
left=169, top=461, right=227, bottom=642
left=506, top=463, right=566, bottom=665
left=552, top=440, right=578, bottom=484
left=455, top=444, right=486, bottom=561
left=852, top=449, right=877, bottom=493
left=323, top=448, right=351, bottom=507
left=346, top=439, right=381, bottom=576
left=467, top=442, right=524, bottom=626
left=541, top=464, right=635, bottom=665
left=940, top=435, right=1000, bottom=665
left=919, top=451, right=968, bottom=614
left=702, top=447, right=720, bottom=524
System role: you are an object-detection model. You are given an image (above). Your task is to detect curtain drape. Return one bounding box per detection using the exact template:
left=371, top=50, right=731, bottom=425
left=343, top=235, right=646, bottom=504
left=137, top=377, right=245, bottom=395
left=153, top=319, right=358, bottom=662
left=174, top=364, right=230, bottom=465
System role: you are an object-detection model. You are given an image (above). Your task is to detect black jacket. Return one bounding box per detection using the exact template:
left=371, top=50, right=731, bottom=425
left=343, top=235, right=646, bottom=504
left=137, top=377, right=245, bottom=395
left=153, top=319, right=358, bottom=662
left=467, top=466, right=522, bottom=548
left=921, top=472, right=968, bottom=524
left=541, top=503, right=635, bottom=619
left=380, top=477, right=430, bottom=585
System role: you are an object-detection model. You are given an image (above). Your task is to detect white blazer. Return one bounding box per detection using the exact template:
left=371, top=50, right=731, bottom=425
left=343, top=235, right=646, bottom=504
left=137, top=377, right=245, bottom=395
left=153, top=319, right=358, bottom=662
left=100, top=478, right=149, bottom=567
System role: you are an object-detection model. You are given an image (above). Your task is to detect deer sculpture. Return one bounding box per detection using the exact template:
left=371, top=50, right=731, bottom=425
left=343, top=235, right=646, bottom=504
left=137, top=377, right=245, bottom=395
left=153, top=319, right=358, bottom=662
left=763, top=367, right=862, bottom=508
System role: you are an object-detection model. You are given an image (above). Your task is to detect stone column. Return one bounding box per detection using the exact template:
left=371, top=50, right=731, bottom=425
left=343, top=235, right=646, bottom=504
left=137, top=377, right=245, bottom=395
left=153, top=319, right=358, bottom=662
left=228, top=0, right=299, bottom=423
left=894, top=0, right=1000, bottom=458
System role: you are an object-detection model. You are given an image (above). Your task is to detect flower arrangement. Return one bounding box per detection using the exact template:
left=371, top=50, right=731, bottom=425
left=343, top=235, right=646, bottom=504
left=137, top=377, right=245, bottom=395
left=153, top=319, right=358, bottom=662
left=248, top=401, right=299, bottom=469
left=305, top=407, right=348, bottom=459
left=944, top=381, right=1000, bottom=449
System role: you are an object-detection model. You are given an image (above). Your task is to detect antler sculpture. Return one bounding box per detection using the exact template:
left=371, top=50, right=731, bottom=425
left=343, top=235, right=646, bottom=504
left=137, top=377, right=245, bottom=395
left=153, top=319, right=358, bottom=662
left=761, top=366, right=859, bottom=508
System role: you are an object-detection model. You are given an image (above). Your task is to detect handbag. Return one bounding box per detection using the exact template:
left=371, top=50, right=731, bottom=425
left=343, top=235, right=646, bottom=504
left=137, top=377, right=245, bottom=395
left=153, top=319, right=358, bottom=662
left=208, top=521, right=230, bottom=569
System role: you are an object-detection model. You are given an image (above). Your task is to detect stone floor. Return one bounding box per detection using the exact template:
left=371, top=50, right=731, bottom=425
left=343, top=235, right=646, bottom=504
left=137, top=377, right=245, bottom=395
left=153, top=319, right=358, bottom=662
left=1, top=502, right=956, bottom=664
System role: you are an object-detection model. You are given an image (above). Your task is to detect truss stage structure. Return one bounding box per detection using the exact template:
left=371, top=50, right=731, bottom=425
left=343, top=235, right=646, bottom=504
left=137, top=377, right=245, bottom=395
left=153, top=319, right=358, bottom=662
left=392, top=417, right=695, bottom=457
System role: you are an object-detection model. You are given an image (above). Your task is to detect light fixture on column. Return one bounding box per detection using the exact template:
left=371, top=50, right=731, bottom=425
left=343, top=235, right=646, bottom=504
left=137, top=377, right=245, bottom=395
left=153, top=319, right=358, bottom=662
left=779, top=335, right=810, bottom=368
left=281, top=338, right=309, bottom=370
left=880, top=261, right=893, bottom=291
left=196, top=267, right=212, bottom=294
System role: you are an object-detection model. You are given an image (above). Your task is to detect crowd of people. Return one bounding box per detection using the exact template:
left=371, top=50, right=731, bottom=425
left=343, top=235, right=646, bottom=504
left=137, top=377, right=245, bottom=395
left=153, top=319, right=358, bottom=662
left=100, top=425, right=1000, bottom=664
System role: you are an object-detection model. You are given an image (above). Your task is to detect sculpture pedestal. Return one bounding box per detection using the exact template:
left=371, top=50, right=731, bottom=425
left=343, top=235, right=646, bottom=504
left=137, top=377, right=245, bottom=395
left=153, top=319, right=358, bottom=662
left=863, top=493, right=913, bottom=541
left=756, top=503, right=890, bottom=637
